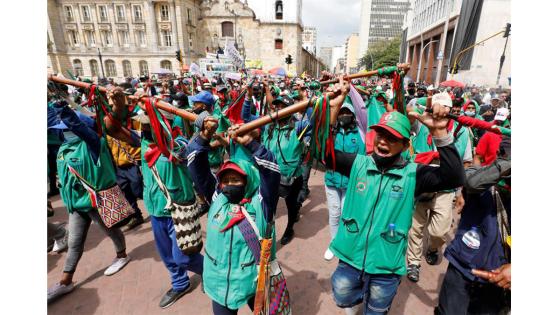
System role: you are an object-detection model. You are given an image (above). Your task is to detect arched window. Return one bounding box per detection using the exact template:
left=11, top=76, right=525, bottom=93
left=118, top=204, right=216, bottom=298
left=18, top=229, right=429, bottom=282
left=105, top=59, right=117, bottom=77
left=89, top=59, right=99, bottom=77
left=221, top=21, right=234, bottom=37
left=275, top=1, right=283, bottom=20
left=160, top=60, right=172, bottom=70
left=73, top=59, right=83, bottom=76
left=139, top=60, right=149, bottom=76
left=122, top=60, right=132, bottom=77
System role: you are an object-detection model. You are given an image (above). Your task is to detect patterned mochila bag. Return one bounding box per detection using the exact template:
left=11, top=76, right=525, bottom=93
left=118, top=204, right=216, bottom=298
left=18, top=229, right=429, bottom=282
left=234, top=207, right=291, bottom=315
left=68, top=166, right=134, bottom=228
left=149, top=165, right=203, bottom=255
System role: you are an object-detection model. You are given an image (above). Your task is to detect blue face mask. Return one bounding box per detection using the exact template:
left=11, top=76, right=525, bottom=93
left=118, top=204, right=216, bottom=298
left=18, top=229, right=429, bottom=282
left=465, top=111, right=476, bottom=117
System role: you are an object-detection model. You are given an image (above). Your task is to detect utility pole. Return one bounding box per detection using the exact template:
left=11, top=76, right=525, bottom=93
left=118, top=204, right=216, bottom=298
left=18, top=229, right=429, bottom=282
left=496, top=23, right=510, bottom=86
left=435, top=0, right=452, bottom=86
left=98, top=48, right=105, bottom=78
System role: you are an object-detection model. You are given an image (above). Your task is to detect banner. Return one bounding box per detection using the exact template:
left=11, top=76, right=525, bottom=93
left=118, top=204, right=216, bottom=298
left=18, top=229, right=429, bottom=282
left=225, top=72, right=242, bottom=81
left=190, top=63, right=200, bottom=75
left=224, top=39, right=244, bottom=69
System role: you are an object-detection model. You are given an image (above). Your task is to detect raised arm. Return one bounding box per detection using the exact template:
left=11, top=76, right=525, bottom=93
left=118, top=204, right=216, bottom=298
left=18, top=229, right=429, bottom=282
left=56, top=101, right=101, bottom=162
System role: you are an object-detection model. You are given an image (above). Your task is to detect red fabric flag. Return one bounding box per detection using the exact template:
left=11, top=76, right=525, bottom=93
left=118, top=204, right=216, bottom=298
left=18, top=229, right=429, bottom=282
left=223, top=90, right=247, bottom=125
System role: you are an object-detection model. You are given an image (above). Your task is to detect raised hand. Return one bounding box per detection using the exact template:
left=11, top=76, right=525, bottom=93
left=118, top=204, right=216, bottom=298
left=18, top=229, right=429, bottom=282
left=200, top=116, right=219, bottom=140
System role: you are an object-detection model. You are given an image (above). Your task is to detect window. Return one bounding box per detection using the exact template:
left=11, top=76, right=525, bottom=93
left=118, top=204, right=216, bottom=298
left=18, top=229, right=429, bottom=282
left=221, top=21, right=233, bottom=37
left=160, top=4, right=169, bottom=21
left=187, top=8, right=192, bottom=24
left=139, top=60, right=149, bottom=75
left=64, top=5, right=74, bottom=22
left=275, top=39, right=283, bottom=50
left=116, top=5, right=126, bottom=22
left=89, top=60, right=99, bottom=77
left=119, top=31, right=130, bottom=46
left=133, top=5, right=143, bottom=22
left=275, top=1, right=283, bottom=20
left=101, top=30, right=113, bottom=47
left=81, top=5, right=91, bottom=22
left=161, top=29, right=172, bottom=46
left=73, top=59, right=83, bottom=76
left=105, top=60, right=117, bottom=77
left=84, top=30, right=96, bottom=47
left=122, top=60, right=132, bottom=77
left=160, top=60, right=172, bottom=70
left=189, top=33, right=193, bottom=48
left=68, top=30, right=79, bottom=47
left=136, top=30, right=147, bottom=47
left=98, top=5, right=108, bottom=22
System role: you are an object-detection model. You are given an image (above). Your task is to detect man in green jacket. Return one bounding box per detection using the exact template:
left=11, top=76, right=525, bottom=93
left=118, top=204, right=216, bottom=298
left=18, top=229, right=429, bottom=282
left=326, top=95, right=465, bottom=315
left=323, top=101, right=366, bottom=261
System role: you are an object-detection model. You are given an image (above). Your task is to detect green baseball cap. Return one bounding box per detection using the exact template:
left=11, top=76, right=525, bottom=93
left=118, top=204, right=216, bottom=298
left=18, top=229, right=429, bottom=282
left=371, top=111, right=411, bottom=140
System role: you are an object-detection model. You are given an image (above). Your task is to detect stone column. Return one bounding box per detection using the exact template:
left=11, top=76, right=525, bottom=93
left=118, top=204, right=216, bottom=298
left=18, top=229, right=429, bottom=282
left=145, top=0, right=159, bottom=49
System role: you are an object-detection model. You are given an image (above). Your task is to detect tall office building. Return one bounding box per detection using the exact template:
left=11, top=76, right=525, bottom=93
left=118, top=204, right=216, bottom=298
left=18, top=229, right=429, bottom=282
left=358, top=0, right=411, bottom=59
left=318, top=46, right=333, bottom=70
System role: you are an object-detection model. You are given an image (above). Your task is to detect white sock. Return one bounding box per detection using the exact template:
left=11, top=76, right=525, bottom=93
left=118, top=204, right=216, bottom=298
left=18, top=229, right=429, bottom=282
left=344, top=304, right=361, bottom=315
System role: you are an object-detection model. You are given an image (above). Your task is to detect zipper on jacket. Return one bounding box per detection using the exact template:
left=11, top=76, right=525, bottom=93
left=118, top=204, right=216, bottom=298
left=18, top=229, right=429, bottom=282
left=241, top=259, right=255, bottom=269
left=224, top=229, right=234, bottom=308
left=361, top=171, right=385, bottom=273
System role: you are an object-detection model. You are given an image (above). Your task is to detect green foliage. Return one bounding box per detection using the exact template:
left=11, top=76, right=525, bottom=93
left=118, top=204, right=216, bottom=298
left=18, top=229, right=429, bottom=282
left=359, top=36, right=401, bottom=71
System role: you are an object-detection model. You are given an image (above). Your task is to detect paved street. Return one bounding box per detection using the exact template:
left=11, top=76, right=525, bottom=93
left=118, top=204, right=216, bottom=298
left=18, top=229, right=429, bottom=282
left=48, top=169, right=453, bottom=315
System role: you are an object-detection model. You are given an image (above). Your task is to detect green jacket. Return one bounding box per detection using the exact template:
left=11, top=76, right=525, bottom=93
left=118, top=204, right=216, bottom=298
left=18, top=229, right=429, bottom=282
left=57, top=137, right=116, bottom=213
left=141, top=138, right=196, bottom=217
left=330, top=154, right=418, bottom=275
left=325, top=126, right=365, bottom=188
left=203, top=159, right=276, bottom=309
left=366, top=97, right=387, bottom=126
left=262, top=124, right=303, bottom=178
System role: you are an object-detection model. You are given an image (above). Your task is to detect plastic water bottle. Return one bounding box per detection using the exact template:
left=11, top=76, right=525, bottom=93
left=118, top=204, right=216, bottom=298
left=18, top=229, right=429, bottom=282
left=462, top=227, right=481, bottom=250
left=388, top=223, right=396, bottom=238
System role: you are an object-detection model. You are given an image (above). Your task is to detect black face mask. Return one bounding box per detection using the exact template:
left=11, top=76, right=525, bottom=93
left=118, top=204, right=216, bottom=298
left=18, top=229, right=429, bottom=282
left=193, top=107, right=205, bottom=114
left=372, top=152, right=400, bottom=169
left=417, top=91, right=426, bottom=98
left=407, top=89, right=415, bottom=95
left=338, top=115, right=354, bottom=128
left=222, top=185, right=245, bottom=204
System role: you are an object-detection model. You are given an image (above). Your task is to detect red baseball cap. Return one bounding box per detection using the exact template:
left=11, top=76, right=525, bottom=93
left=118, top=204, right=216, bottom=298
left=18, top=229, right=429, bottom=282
left=217, top=161, right=247, bottom=180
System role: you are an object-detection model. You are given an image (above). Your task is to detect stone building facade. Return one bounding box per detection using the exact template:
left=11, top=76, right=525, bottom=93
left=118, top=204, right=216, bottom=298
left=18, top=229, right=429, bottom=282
left=47, top=0, right=204, bottom=80
left=48, top=0, right=324, bottom=79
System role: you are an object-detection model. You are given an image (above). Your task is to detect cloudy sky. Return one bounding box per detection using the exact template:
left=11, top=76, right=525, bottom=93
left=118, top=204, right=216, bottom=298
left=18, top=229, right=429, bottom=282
left=302, top=0, right=362, bottom=48
left=246, top=0, right=362, bottom=48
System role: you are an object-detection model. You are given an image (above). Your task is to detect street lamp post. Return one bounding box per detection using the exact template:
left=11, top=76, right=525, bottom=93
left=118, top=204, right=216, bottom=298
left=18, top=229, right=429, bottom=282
left=98, top=47, right=105, bottom=78
left=417, top=40, right=439, bottom=82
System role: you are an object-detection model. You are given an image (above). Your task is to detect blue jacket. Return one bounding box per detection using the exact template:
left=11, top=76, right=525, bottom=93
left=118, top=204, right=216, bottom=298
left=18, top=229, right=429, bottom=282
left=444, top=159, right=511, bottom=282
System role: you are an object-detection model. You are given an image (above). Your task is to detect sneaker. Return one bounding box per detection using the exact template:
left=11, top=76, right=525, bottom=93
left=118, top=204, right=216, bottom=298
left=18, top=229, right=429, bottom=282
left=125, top=216, right=144, bottom=231
left=104, top=256, right=131, bottom=276
left=407, top=264, right=420, bottom=282
left=159, top=284, right=192, bottom=309
left=425, top=249, right=439, bottom=265
left=280, top=228, right=295, bottom=245
left=53, top=230, right=69, bottom=253
left=47, top=282, right=74, bottom=303
left=324, top=248, right=334, bottom=261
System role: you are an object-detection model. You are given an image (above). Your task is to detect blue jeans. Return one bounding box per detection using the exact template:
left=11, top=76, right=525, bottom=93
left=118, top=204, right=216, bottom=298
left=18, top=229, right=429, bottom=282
left=151, top=216, right=204, bottom=291
left=331, top=260, right=401, bottom=315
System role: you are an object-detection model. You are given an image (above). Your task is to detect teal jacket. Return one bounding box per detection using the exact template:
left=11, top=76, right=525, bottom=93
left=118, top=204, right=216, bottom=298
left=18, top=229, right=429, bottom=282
left=326, top=139, right=465, bottom=276
left=187, top=138, right=281, bottom=309
left=324, top=125, right=365, bottom=188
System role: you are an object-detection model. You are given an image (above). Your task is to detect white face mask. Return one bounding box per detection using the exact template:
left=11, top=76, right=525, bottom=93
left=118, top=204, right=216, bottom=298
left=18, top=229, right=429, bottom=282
left=172, top=100, right=179, bottom=107
left=63, top=130, right=79, bottom=142
left=465, top=110, right=476, bottom=117
left=156, top=88, right=163, bottom=94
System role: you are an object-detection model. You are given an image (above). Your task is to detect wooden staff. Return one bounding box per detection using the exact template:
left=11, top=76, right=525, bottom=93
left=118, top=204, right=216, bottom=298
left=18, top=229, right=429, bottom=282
left=233, top=91, right=336, bottom=136
left=47, top=75, right=198, bottom=122
left=320, top=63, right=410, bottom=85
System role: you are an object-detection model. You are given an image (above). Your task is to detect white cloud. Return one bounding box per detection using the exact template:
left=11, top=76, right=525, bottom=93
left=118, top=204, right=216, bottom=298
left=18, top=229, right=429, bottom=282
left=302, top=0, right=361, bottom=48
left=246, top=0, right=361, bottom=49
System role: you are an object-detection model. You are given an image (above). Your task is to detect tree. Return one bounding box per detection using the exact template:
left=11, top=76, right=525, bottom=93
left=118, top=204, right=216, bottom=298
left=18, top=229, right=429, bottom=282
left=359, top=36, right=401, bottom=71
